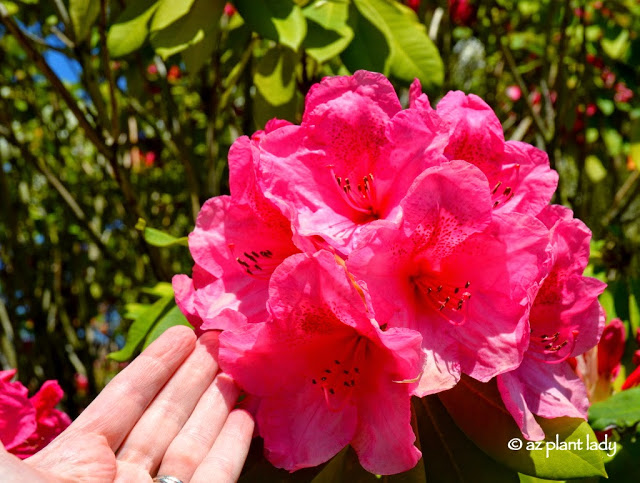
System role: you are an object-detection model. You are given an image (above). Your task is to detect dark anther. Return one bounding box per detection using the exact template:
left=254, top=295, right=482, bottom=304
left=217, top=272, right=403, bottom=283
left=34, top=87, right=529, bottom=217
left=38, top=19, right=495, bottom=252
left=491, top=181, right=502, bottom=194
left=344, top=381, right=350, bottom=387
left=503, top=187, right=512, bottom=196
left=354, top=367, right=360, bottom=373
left=454, top=287, right=460, bottom=294
left=329, top=388, right=335, bottom=395
left=351, top=379, right=355, bottom=385
left=437, top=285, right=443, bottom=292
left=343, top=370, right=349, bottom=374
left=312, top=379, right=317, bottom=384
left=465, top=281, right=471, bottom=288
left=325, top=369, right=332, bottom=374
left=244, top=252, right=257, bottom=262
left=321, top=377, right=327, bottom=381
left=254, top=264, right=262, bottom=271
left=444, top=296, right=450, bottom=303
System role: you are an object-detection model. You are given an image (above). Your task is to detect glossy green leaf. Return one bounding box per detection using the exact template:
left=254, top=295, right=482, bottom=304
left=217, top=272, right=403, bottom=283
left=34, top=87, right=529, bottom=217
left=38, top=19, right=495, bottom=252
left=302, top=0, right=353, bottom=63
left=235, top=0, right=307, bottom=50
left=589, top=387, right=640, bottom=430
left=69, top=0, right=100, bottom=42
left=150, top=0, right=224, bottom=59
left=143, top=304, right=192, bottom=349
left=253, top=46, right=302, bottom=128
left=340, top=1, right=390, bottom=76
left=150, top=0, right=195, bottom=32
left=438, top=376, right=607, bottom=479
left=349, top=0, right=443, bottom=91
left=108, top=295, right=173, bottom=362
left=413, top=395, right=519, bottom=483
left=107, top=0, right=159, bottom=58
left=182, top=31, right=217, bottom=74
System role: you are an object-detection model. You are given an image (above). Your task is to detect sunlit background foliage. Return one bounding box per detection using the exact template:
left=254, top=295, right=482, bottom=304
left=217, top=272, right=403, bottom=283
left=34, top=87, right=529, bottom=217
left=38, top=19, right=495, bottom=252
left=1, top=0, right=639, bottom=480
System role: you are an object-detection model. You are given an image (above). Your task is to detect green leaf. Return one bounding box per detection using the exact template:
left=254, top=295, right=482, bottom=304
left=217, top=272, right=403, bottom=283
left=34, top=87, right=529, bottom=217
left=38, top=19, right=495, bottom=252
left=413, top=395, right=519, bottom=483
left=235, top=0, right=307, bottom=50
left=589, top=387, right=640, bottom=431
left=253, top=46, right=302, bottom=128
left=108, top=295, right=173, bottom=362
left=107, top=0, right=159, bottom=58
left=341, top=1, right=391, bottom=76
left=69, top=0, right=100, bottom=42
left=143, top=305, right=192, bottom=349
left=142, top=227, right=188, bottom=247
left=602, top=30, right=629, bottom=61
left=438, top=376, right=607, bottom=479
left=149, top=0, right=225, bottom=59
left=302, top=0, right=354, bottom=63
left=348, top=0, right=443, bottom=91
left=141, top=282, right=174, bottom=297
left=150, top=0, right=196, bottom=32
left=182, top=30, right=217, bottom=74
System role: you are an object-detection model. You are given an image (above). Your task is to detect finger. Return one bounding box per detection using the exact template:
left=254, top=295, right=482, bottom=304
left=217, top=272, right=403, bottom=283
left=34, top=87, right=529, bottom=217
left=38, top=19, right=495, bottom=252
left=190, top=410, right=254, bottom=483
left=66, top=325, right=197, bottom=450
left=115, top=460, right=153, bottom=483
left=116, top=331, right=220, bottom=474
left=157, top=375, right=240, bottom=482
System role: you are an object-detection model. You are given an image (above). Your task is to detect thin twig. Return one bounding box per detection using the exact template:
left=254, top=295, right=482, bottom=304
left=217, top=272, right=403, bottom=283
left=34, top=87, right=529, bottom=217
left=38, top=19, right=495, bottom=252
left=99, top=0, right=119, bottom=140
left=499, top=40, right=551, bottom=143
left=602, top=170, right=640, bottom=226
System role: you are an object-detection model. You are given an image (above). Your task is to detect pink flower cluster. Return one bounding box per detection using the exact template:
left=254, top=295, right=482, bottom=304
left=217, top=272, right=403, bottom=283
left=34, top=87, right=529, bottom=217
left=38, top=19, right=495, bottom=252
left=174, top=71, right=605, bottom=474
left=0, top=370, right=71, bottom=458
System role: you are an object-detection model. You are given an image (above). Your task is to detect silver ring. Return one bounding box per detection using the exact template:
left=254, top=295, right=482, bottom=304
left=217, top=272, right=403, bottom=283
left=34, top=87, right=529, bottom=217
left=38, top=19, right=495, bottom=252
left=153, top=477, right=184, bottom=483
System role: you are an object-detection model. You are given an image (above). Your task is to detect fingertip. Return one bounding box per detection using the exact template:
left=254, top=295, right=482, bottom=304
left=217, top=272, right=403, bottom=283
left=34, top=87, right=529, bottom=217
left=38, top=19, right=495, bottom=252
left=228, top=408, right=255, bottom=431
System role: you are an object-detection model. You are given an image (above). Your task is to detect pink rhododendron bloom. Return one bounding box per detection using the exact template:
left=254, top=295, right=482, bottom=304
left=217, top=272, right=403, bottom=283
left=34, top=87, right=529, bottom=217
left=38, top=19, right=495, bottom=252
left=347, top=161, right=550, bottom=395
left=400, top=82, right=558, bottom=217
left=219, top=251, right=424, bottom=475
left=253, top=70, right=447, bottom=254
left=173, top=122, right=308, bottom=332
left=497, top=205, right=606, bottom=440
left=0, top=370, right=70, bottom=458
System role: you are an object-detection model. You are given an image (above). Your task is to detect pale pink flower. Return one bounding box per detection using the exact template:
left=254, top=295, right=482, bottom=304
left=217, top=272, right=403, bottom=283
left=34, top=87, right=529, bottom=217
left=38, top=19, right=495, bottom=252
left=347, top=161, right=550, bottom=395
left=497, top=205, right=606, bottom=440
left=219, top=251, right=423, bottom=475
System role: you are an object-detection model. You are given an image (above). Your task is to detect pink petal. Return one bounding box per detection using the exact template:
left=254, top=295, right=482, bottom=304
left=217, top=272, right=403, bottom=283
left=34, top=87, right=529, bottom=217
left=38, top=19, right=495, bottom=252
left=0, top=377, right=37, bottom=451
left=498, top=357, right=589, bottom=441
left=257, top=394, right=357, bottom=471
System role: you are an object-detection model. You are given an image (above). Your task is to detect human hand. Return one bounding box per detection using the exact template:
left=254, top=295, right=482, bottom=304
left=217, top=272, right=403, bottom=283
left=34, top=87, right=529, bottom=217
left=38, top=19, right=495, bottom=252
left=1, top=326, right=254, bottom=482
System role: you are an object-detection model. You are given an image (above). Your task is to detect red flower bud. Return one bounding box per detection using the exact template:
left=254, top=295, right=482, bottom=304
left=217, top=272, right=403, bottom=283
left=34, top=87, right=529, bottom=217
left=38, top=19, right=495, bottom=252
left=597, top=318, right=626, bottom=380
left=622, top=364, right=640, bottom=390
